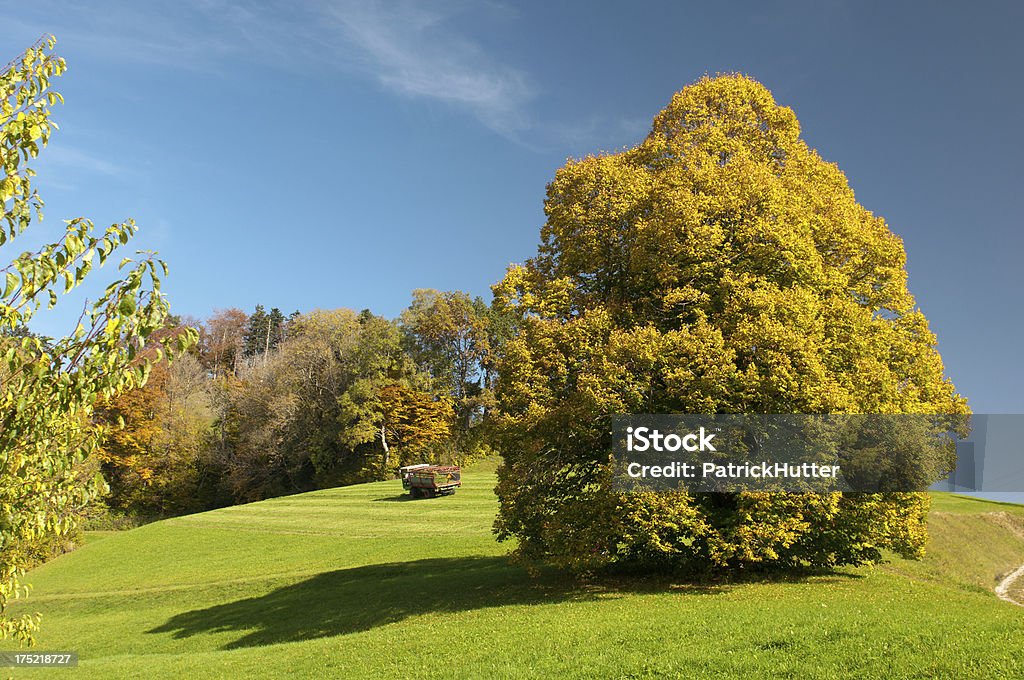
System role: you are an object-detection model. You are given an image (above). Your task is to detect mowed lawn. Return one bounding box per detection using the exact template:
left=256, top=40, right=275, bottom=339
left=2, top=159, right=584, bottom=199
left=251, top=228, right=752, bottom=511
left=5, top=464, right=1024, bottom=679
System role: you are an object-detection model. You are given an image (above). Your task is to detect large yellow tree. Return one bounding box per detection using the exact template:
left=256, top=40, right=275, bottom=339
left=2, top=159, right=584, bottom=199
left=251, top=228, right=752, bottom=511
left=493, top=74, right=968, bottom=575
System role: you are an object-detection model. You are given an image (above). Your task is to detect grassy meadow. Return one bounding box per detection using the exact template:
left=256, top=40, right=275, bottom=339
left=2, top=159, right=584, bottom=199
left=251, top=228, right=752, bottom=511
left=5, top=460, right=1024, bottom=679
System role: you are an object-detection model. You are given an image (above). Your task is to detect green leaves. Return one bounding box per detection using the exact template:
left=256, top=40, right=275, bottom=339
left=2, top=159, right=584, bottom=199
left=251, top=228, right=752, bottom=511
left=0, top=38, right=195, bottom=644
left=0, top=36, right=63, bottom=249
left=118, top=295, right=136, bottom=315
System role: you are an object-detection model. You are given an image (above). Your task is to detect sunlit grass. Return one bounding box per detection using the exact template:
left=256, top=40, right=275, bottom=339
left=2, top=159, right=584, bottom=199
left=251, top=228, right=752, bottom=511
left=5, top=469, right=1024, bottom=678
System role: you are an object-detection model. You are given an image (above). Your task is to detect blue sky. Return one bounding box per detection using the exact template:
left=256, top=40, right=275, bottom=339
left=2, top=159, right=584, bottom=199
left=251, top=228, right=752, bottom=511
left=1, top=0, right=1022, bottom=412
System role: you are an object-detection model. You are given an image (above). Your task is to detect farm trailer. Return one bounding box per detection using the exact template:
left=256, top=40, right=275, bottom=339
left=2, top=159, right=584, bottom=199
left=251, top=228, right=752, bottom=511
left=399, top=464, right=462, bottom=498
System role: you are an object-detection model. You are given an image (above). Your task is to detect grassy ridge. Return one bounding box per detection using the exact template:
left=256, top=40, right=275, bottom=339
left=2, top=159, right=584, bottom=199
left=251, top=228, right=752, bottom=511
left=5, top=469, right=1024, bottom=679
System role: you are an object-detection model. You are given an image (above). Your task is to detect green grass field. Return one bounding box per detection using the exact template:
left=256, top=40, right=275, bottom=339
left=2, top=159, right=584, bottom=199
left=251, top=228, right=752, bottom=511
left=5, top=462, right=1024, bottom=679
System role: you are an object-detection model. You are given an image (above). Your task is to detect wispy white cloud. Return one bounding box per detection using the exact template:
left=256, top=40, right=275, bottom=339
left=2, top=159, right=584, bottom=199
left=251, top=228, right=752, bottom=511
left=40, top=144, right=127, bottom=177
left=317, top=0, right=535, bottom=137
left=1, top=0, right=536, bottom=139
left=0, top=9, right=236, bottom=71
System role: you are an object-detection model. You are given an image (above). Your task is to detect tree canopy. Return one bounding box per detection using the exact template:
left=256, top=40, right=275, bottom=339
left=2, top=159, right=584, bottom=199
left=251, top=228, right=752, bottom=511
left=0, top=38, right=194, bottom=642
left=492, top=74, right=968, bottom=575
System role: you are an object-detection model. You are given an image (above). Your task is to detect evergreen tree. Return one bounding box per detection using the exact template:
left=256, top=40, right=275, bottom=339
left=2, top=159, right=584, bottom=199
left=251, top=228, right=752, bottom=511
left=242, top=305, right=286, bottom=360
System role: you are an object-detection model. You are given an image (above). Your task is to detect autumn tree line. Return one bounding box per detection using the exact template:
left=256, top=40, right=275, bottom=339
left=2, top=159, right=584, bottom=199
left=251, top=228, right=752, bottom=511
left=93, top=290, right=512, bottom=519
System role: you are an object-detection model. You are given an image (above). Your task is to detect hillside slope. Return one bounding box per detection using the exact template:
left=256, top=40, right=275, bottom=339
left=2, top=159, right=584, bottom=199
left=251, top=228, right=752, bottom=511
left=6, top=470, right=1024, bottom=679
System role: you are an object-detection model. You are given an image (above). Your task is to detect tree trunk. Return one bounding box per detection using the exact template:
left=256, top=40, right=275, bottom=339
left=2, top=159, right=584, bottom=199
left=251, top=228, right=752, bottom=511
left=264, top=320, right=271, bottom=366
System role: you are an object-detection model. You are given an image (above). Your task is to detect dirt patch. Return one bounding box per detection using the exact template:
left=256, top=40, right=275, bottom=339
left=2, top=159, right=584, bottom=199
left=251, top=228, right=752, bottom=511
left=983, top=511, right=1024, bottom=541
left=985, top=512, right=1024, bottom=606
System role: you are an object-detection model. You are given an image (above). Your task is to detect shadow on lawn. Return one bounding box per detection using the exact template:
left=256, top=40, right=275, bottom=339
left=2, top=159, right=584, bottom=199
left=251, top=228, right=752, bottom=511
left=148, top=556, right=860, bottom=650
left=371, top=493, right=464, bottom=502
left=148, top=557, right=586, bottom=649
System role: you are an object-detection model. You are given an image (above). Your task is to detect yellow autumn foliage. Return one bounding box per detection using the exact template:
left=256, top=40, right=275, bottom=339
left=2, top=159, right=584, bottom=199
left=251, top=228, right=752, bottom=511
left=493, top=75, right=967, bottom=575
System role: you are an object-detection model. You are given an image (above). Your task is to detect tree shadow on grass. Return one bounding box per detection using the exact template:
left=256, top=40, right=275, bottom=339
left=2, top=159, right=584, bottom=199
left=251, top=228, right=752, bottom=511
left=148, top=556, right=861, bottom=650
left=148, top=557, right=592, bottom=649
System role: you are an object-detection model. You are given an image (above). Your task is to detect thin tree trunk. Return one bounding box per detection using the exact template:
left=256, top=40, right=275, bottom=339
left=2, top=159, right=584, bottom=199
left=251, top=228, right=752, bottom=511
left=264, top=320, right=271, bottom=367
